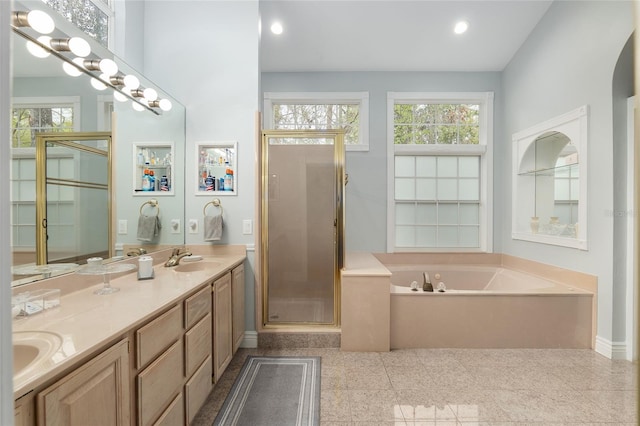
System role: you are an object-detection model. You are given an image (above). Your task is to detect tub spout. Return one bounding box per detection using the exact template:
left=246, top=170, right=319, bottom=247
left=423, top=272, right=434, bottom=292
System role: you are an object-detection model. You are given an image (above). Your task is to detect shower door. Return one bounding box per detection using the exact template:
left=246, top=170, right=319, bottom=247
left=261, top=130, right=345, bottom=326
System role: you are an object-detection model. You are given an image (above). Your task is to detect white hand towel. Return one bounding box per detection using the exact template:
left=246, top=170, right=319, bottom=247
left=137, top=214, right=161, bottom=242
left=204, top=214, right=223, bottom=241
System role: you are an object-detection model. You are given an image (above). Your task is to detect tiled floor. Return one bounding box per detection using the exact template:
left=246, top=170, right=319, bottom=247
left=192, top=347, right=638, bottom=425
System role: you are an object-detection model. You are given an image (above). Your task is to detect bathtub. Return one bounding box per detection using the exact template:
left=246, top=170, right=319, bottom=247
left=386, top=264, right=594, bottom=349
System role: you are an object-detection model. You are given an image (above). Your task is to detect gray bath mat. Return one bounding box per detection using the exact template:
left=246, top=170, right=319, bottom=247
left=213, top=356, right=321, bottom=426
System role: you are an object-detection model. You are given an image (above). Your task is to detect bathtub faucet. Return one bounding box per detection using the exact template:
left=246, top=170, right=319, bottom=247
left=423, top=272, right=434, bottom=292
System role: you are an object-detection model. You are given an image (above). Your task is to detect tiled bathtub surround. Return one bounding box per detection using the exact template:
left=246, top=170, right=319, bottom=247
left=193, top=347, right=637, bottom=425
left=258, top=331, right=341, bottom=349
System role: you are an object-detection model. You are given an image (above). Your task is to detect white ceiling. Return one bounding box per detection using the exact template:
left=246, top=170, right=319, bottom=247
left=259, top=0, right=554, bottom=72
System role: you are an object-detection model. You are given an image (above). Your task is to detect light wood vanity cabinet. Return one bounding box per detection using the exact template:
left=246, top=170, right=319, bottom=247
left=15, top=259, right=245, bottom=426
left=213, top=271, right=233, bottom=382
left=36, top=339, right=130, bottom=426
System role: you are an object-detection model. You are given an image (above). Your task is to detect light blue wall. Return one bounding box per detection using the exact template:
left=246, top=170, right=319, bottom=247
left=141, top=0, right=260, bottom=333
left=501, top=0, right=633, bottom=344
left=261, top=72, right=503, bottom=253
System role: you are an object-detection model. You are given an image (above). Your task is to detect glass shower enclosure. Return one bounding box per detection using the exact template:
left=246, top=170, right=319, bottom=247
left=261, top=130, right=345, bottom=326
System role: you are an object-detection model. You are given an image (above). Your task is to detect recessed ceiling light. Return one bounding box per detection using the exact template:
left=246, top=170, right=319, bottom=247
left=454, top=20, right=469, bottom=35
left=270, top=22, right=283, bottom=35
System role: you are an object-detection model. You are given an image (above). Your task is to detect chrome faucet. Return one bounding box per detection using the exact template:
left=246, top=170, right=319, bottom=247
left=164, top=248, right=192, bottom=267
left=126, top=247, right=147, bottom=257
left=423, top=272, right=434, bottom=292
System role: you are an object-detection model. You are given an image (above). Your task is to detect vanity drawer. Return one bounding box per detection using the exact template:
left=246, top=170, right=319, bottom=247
left=184, top=285, right=211, bottom=329
left=185, top=355, right=213, bottom=425
left=185, top=312, right=212, bottom=378
left=137, top=340, right=184, bottom=426
left=136, top=304, right=183, bottom=369
left=152, top=392, right=184, bottom=426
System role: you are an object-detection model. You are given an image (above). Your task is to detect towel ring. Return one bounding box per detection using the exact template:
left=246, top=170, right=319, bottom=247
left=140, top=199, right=160, bottom=216
left=203, top=198, right=223, bottom=216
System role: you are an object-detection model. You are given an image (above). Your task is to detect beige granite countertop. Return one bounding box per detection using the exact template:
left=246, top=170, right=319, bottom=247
left=12, top=245, right=246, bottom=399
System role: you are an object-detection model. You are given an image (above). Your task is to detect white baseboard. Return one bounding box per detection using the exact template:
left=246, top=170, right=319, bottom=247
left=595, top=335, right=627, bottom=360
left=240, top=331, right=258, bottom=348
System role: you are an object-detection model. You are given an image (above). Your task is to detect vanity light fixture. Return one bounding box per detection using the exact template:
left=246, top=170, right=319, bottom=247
left=113, top=91, right=128, bottom=102
left=109, top=74, right=125, bottom=86
left=49, top=37, right=91, bottom=57
left=62, top=57, right=86, bottom=76
left=99, top=58, right=118, bottom=76
left=149, top=99, right=173, bottom=111
left=454, top=20, right=469, bottom=34
left=132, top=102, right=146, bottom=112
left=12, top=10, right=55, bottom=34
left=90, top=75, right=108, bottom=91
left=123, top=74, right=140, bottom=90
left=143, top=87, right=158, bottom=101
left=26, top=35, right=51, bottom=58
left=130, top=88, right=145, bottom=98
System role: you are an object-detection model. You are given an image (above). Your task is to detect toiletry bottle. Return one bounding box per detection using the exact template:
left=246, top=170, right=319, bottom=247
left=149, top=170, right=156, bottom=191
left=142, top=168, right=150, bottom=191
left=137, top=151, right=144, bottom=166
left=205, top=173, right=215, bottom=191
left=160, top=176, right=169, bottom=191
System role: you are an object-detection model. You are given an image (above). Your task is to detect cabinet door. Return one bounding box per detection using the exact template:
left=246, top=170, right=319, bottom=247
left=213, top=272, right=232, bottom=381
left=137, top=340, right=184, bottom=426
left=232, top=263, right=245, bottom=353
left=37, top=339, right=130, bottom=426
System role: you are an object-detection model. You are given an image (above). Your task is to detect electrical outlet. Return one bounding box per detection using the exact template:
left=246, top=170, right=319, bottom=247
left=171, top=219, right=181, bottom=234
left=189, top=219, right=198, bottom=234
left=242, top=219, right=252, bottom=235
left=118, top=219, right=127, bottom=234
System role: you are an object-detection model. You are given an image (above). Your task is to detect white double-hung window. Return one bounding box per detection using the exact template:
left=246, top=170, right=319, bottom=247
left=387, top=92, right=494, bottom=252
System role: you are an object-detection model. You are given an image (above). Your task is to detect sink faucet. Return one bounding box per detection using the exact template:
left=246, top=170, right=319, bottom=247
left=126, top=247, right=147, bottom=257
left=164, top=248, right=192, bottom=267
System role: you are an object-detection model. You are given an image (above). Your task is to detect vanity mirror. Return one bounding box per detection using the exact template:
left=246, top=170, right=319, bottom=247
left=512, top=105, right=588, bottom=250
left=10, top=3, right=186, bottom=286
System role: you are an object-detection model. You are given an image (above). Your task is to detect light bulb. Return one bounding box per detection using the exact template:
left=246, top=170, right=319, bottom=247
left=132, top=102, right=145, bottom=112
left=454, top=20, right=469, bottom=34
left=113, top=91, right=128, bottom=102
left=143, top=88, right=158, bottom=101
left=26, top=10, right=55, bottom=34
left=90, top=76, right=107, bottom=91
left=26, top=35, right=51, bottom=58
left=68, top=37, right=91, bottom=57
left=62, top=58, right=84, bottom=76
left=159, top=99, right=172, bottom=111
left=270, top=22, right=283, bottom=35
left=99, top=58, right=118, bottom=76
left=123, top=74, right=139, bottom=90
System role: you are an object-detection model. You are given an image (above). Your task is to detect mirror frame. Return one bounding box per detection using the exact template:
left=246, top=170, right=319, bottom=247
left=511, top=105, right=589, bottom=250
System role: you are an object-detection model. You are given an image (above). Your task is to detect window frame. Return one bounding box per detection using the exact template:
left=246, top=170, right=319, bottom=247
left=387, top=91, right=494, bottom=253
left=263, top=92, right=370, bottom=152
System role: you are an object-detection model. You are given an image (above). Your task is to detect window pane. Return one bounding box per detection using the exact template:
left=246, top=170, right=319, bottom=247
left=395, top=178, right=415, bottom=200
left=416, top=203, right=437, bottom=224
left=437, top=179, right=457, bottom=200
left=459, top=226, right=479, bottom=247
left=416, top=157, right=436, bottom=177
left=273, top=102, right=361, bottom=145
left=396, top=226, right=416, bottom=246
left=42, top=0, right=110, bottom=47
left=393, top=102, right=480, bottom=145
left=395, top=203, right=415, bottom=225
left=438, top=226, right=458, bottom=246
left=416, top=178, right=436, bottom=200
left=459, top=204, right=479, bottom=225
left=395, top=156, right=414, bottom=177
left=416, top=226, right=436, bottom=247
left=438, top=204, right=458, bottom=225
left=459, top=179, right=479, bottom=201
left=437, top=157, right=457, bottom=177
left=459, top=157, right=479, bottom=177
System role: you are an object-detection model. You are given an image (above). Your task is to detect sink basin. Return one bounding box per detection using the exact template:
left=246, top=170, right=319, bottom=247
left=13, top=331, right=63, bottom=378
left=174, top=260, right=220, bottom=273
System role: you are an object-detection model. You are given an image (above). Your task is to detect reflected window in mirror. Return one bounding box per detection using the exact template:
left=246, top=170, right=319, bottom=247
left=11, top=96, right=80, bottom=147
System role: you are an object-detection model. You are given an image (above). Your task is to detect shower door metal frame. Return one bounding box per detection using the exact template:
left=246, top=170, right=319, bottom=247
left=35, top=132, right=112, bottom=265
left=260, top=129, right=345, bottom=328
